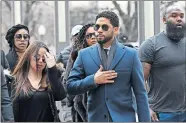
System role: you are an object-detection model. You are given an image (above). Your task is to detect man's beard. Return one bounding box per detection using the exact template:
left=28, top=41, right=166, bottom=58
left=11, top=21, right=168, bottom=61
left=166, top=21, right=186, bottom=42
left=97, top=32, right=114, bottom=45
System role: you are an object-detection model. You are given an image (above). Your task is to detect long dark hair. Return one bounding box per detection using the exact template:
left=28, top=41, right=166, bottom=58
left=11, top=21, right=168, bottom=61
left=71, top=23, right=95, bottom=61
left=12, top=41, right=49, bottom=99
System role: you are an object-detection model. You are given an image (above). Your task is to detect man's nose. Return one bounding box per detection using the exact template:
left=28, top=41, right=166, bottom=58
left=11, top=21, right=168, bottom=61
left=21, top=36, right=24, bottom=41
left=91, top=34, right=96, bottom=39
left=97, top=26, right=103, bottom=32
left=37, top=58, right=42, bottom=63
left=177, top=16, right=183, bottom=23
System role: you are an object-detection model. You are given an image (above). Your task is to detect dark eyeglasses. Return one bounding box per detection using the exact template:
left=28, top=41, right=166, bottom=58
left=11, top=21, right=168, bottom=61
left=94, top=24, right=109, bottom=31
left=33, top=55, right=46, bottom=63
left=14, top=34, right=30, bottom=41
left=85, top=33, right=96, bottom=39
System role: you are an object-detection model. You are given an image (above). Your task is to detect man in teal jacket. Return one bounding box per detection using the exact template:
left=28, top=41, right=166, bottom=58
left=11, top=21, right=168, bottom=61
left=66, top=11, right=150, bottom=122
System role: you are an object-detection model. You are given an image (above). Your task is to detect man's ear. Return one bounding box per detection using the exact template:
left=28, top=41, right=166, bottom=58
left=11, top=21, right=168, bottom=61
left=114, top=27, right=119, bottom=36
left=163, top=17, right=167, bottom=24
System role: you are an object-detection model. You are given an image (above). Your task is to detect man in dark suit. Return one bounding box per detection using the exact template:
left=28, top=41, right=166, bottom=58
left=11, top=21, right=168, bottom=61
left=66, top=11, right=150, bottom=122
left=1, top=66, right=14, bottom=122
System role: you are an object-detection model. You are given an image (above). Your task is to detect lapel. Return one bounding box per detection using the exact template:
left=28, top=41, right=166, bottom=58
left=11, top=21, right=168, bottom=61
left=88, top=44, right=102, bottom=67
left=109, top=42, right=126, bottom=70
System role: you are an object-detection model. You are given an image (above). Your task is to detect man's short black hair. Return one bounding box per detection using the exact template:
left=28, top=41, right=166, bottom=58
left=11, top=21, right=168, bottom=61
left=95, top=11, right=119, bottom=27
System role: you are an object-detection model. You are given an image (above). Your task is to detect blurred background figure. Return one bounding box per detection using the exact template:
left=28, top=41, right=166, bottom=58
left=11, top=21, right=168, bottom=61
left=57, top=25, right=83, bottom=69
left=1, top=66, right=14, bottom=122
left=57, top=25, right=83, bottom=122
left=117, top=33, right=138, bottom=49
left=1, top=50, right=10, bottom=70
left=117, top=33, right=128, bottom=43
left=63, top=23, right=97, bottom=122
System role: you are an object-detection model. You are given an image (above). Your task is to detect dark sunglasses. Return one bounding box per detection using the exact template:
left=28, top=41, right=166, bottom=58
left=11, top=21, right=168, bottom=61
left=33, top=55, right=46, bottom=63
left=94, top=24, right=109, bottom=31
left=85, top=33, right=96, bottom=39
left=14, top=34, right=30, bottom=41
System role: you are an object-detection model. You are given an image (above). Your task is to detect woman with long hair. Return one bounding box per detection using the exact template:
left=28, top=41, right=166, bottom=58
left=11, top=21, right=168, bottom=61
left=63, top=23, right=97, bottom=122
left=11, top=41, right=66, bottom=122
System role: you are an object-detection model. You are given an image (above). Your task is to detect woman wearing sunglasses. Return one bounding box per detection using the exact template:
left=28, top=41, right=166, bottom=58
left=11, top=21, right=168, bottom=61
left=5, top=24, right=30, bottom=96
left=11, top=41, right=66, bottom=122
left=63, top=23, right=97, bottom=122
left=5, top=24, right=30, bottom=72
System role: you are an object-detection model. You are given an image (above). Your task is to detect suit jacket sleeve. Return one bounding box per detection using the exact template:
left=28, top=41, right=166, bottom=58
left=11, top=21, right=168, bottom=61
left=66, top=50, right=98, bottom=95
left=1, top=66, right=14, bottom=122
left=131, top=50, right=151, bottom=122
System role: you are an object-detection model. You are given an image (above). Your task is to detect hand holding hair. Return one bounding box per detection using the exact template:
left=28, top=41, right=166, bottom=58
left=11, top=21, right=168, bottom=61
left=44, top=52, right=56, bottom=68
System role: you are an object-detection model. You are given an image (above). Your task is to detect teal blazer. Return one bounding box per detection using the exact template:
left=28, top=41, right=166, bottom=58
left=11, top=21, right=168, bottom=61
left=67, top=42, right=150, bottom=122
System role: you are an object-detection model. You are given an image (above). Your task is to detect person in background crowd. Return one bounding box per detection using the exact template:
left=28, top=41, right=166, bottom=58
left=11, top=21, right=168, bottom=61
left=117, top=33, right=138, bottom=49
left=11, top=41, right=66, bottom=122
left=5, top=24, right=30, bottom=72
left=57, top=25, right=83, bottom=122
left=57, top=25, right=83, bottom=69
left=5, top=24, right=30, bottom=96
left=66, top=11, right=150, bottom=122
left=1, top=49, right=13, bottom=96
left=139, top=4, right=186, bottom=122
left=1, top=66, right=14, bottom=122
left=63, top=23, right=97, bottom=122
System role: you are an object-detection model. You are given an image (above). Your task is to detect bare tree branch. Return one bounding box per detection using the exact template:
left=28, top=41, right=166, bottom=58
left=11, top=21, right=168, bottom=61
left=3, top=1, right=11, bottom=11
left=127, top=1, right=131, bottom=17
left=112, top=1, right=138, bottom=42
left=28, top=1, right=36, bottom=13
left=31, top=1, right=36, bottom=5
left=112, top=1, right=129, bottom=23
left=23, top=1, right=37, bottom=25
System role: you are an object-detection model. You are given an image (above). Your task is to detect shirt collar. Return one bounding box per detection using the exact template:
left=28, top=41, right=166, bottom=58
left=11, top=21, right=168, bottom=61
left=103, top=46, right=111, bottom=51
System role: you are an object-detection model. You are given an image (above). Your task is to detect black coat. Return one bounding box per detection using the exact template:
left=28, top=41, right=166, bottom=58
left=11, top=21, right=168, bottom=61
left=1, top=50, right=9, bottom=69
left=1, top=66, right=14, bottom=122
left=6, top=50, right=18, bottom=72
